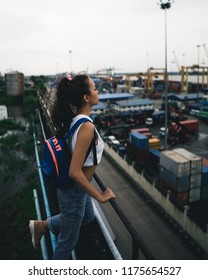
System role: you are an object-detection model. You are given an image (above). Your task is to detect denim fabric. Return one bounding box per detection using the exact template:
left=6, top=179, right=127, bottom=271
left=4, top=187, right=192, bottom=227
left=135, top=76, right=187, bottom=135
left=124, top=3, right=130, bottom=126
left=47, top=184, right=94, bottom=260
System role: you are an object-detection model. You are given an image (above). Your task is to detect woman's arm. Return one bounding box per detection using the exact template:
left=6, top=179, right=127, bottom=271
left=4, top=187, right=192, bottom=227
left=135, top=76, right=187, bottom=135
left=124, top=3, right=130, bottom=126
left=69, top=121, right=115, bottom=203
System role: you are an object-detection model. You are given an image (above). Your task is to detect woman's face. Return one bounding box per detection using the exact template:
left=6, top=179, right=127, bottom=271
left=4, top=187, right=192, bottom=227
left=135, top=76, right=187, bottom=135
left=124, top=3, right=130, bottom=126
left=88, top=78, right=99, bottom=106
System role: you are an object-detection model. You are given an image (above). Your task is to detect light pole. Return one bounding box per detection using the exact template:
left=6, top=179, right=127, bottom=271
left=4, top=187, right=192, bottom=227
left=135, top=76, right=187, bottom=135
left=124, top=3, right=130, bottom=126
left=69, top=50, right=73, bottom=73
left=182, top=53, right=186, bottom=67
left=146, top=53, right=149, bottom=72
left=158, top=0, right=174, bottom=150
left=197, top=45, right=202, bottom=100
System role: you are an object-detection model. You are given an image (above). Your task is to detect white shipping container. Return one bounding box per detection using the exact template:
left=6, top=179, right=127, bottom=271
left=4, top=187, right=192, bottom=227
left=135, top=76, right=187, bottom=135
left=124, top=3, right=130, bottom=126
left=174, top=148, right=202, bottom=174
left=189, top=187, right=201, bottom=203
left=190, top=174, right=202, bottom=189
left=160, top=150, right=190, bottom=178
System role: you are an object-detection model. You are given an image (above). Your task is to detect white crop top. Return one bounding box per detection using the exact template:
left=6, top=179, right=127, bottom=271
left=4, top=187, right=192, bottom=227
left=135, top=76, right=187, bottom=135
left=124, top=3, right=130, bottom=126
left=68, top=114, right=104, bottom=167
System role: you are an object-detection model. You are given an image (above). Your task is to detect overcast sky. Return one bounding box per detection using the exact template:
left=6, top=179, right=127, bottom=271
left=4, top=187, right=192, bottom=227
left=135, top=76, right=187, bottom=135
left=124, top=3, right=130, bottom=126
left=0, top=0, right=208, bottom=76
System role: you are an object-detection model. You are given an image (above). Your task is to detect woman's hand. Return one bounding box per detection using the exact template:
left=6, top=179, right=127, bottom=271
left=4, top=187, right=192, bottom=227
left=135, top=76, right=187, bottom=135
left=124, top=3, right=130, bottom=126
left=98, top=187, right=116, bottom=203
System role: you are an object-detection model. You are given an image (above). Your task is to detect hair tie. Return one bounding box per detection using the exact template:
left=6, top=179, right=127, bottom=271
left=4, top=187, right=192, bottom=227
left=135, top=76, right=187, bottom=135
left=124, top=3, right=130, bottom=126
left=66, top=73, right=73, bottom=81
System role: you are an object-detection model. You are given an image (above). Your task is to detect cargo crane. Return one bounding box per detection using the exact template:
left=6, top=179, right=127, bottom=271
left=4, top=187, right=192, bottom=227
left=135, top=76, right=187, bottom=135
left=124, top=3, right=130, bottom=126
left=203, top=44, right=208, bottom=60
left=172, top=50, right=181, bottom=74
left=181, top=65, right=208, bottom=92
left=203, top=44, right=208, bottom=90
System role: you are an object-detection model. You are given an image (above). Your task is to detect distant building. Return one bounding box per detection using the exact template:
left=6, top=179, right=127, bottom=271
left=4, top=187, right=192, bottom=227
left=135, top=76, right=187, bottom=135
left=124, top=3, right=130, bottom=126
left=5, top=71, right=24, bottom=96
left=112, top=98, right=154, bottom=113
left=0, top=105, right=8, bottom=120
left=91, top=102, right=107, bottom=115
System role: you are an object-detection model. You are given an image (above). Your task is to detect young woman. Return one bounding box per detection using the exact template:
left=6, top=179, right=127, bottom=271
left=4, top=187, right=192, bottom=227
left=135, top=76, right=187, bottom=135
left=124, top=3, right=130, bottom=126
left=29, top=74, right=116, bottom=259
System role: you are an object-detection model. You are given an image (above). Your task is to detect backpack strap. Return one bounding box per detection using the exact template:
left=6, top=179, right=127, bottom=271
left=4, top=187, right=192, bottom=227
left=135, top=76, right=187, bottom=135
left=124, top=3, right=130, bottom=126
left=63, top=117, right=90, bottom=141
left=85, top=129, right=98, bottom=165
left=64, top=117, right=98, bottom=165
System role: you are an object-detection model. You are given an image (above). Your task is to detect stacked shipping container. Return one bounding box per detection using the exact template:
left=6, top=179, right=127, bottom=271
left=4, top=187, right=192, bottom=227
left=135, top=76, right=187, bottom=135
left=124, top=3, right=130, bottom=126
left=201, top=159, right=208, bottom=200
left=127, top=132, right=149, bottom=168
left=159, top=148, right=205, bottom=205
left=174, top=148, right=202, bottom=203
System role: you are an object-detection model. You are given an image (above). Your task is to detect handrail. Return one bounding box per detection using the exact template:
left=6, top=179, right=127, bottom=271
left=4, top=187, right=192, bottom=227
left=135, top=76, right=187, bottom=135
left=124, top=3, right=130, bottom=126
left=33, top=129, right=57, bottom=252
left=93, top=173, right=155, bottom=260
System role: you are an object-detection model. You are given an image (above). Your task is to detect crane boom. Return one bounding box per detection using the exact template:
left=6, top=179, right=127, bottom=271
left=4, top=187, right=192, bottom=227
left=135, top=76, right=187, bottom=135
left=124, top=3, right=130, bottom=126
left=173, top=50, right=181, bottom=73
left=203, top=44, right=208, bottom=57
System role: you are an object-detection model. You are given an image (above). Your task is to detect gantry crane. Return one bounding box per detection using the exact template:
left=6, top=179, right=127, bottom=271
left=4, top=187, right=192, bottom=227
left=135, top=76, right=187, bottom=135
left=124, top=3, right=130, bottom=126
left=203, top=44, right=208, bottom=59
left=172, top=50, right=181, bottom=74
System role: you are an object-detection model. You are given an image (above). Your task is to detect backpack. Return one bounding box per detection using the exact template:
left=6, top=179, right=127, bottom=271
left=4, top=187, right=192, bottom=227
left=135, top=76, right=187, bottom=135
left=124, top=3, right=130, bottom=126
left=40, top=117, right=97, bottom=188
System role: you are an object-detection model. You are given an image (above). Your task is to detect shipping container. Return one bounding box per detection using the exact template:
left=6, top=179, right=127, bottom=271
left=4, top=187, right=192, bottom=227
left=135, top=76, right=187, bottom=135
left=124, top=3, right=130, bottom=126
left=149, top=138, right=160, bottom=149
left=203, top=158, right=208, bottom=167
left=179, top=119, right=199, bottom=132
left=202, top=165, right=208, bottom=187
left=131, top=128, right=150, bottom=133
left=190, top=174, right=202, bottom=189
left=159, top=166, right=190, bottom=192
left=189, top=187, right=201, bottom=203
left=201, top=185, right=208, bottom=200
left=160, top=150, right=190, bottom=178
left=127, top=142, right=149, bottom=168
left=129, top=132, right=149, bottom=150
left=159, top=178, right=189, bottom=205
left=174, top=191, right=189, bottom=205
left=149, top=149, right=160, bottom=169
left=141, top=132, right=152, bottom=139
left=174, top=148, right=202, bottom=174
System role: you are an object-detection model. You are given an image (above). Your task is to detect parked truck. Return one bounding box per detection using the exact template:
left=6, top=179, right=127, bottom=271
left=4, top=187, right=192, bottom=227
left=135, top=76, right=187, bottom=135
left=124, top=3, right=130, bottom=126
left=167, top=119, right=199, bottom=145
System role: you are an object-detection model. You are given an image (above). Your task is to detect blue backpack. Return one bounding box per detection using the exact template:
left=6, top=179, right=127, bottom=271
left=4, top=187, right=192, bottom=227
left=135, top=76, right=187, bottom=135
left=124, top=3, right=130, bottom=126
left=40, top=117, right=97, bottom=188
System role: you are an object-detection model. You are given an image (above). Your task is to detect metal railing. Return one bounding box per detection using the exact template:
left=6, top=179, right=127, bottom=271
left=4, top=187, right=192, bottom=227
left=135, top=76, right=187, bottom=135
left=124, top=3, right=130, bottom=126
left=93, top=173, right=155, bottom=260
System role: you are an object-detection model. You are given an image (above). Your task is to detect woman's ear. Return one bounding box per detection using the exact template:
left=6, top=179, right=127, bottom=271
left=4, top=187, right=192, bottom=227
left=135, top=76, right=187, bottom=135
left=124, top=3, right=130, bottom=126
left=83, top=94, right=90, bottom=103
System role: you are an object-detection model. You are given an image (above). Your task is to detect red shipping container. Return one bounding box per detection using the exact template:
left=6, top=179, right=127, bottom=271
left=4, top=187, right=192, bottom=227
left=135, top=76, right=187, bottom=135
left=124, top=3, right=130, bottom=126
left=179, top=120, right=199, bottom=132
left=142, top=132, right=152, bottom=139
left=203, top=158, right=208, bottom=167
left=131, top=128, right=150, bottom=133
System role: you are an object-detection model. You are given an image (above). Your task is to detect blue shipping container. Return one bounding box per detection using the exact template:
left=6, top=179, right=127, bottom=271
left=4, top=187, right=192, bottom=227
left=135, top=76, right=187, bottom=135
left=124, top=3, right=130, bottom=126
left=202, top=165, right=208, bottom=187
left=159, top=166, right=190, bottom=192
left=129, top=132, right=148, bottom=150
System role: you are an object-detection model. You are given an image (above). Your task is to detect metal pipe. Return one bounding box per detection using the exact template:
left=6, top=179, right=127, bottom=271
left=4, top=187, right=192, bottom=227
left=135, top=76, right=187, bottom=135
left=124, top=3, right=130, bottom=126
left=92, top=200, right=123, bottom=260
left=33, top=188, right=49, bottom=260
left=164, top=7, right=168, bottom=150
left=37, top=109, right=46, bottom=140
left=33, top=130, right=57, bottom=252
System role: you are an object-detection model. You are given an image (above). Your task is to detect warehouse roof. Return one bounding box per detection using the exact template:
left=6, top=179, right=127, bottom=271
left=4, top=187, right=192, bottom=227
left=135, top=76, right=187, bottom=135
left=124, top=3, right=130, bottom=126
left=114, top=98, right=153, bottom=107
left=98, top=93, right=134, bottom=101
left=166, top=93, right=204, bottom=101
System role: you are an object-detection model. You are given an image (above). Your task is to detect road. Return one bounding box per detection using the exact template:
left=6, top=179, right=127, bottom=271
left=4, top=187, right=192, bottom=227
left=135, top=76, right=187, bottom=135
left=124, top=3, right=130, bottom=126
left=92, top=154, right=206, bottom=260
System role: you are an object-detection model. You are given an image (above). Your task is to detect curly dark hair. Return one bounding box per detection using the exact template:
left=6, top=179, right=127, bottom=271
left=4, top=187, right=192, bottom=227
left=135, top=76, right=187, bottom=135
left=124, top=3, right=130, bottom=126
left=51, top=74, right=90, bottom=137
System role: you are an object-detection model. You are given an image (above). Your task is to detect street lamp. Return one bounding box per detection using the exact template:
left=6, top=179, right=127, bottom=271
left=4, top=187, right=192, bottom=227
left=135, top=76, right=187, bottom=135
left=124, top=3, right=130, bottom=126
left=197, top=45, right=202, bottom=100
left=69, top=50, right=73, bottom=73
left=146, top=53, right=149, bottom=72
left=158, top=0, right=174, bottom=150
left=182, top=53, right=186, bottom=67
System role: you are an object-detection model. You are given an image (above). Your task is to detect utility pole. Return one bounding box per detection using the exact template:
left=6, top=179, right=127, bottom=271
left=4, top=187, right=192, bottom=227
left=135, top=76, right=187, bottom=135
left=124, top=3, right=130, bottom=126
left=69, top=50, right=73, bottom=73
left=197, top=45, right=202, bottom=100
left=158, top=0, right=174, bottom=150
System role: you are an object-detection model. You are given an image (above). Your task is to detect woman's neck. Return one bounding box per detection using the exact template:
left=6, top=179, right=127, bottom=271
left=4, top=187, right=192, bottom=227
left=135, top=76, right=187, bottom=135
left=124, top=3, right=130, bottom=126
left=77, top=107, right=91, bottom=116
